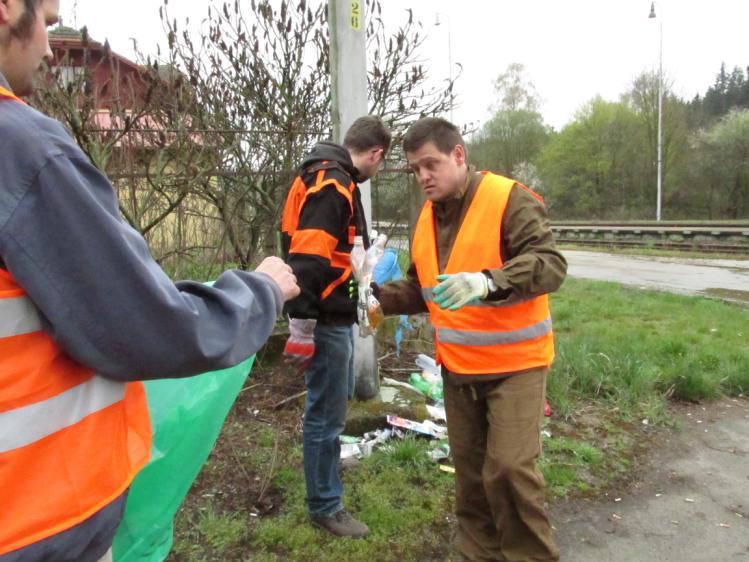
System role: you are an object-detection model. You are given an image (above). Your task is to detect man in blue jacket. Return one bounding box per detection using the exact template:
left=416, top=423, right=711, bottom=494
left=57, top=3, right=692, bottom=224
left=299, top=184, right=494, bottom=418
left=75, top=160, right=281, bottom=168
left=0, top=1, right=299, bottom=561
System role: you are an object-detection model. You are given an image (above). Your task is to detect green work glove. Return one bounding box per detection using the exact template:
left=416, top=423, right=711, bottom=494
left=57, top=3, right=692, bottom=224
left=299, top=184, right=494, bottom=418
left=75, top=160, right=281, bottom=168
left=433, top=272, right=489, bottom=311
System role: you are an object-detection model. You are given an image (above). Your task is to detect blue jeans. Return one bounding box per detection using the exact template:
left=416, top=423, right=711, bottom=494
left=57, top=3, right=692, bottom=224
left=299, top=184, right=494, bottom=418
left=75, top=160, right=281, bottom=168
left=303, top=323, right=354, bottom=515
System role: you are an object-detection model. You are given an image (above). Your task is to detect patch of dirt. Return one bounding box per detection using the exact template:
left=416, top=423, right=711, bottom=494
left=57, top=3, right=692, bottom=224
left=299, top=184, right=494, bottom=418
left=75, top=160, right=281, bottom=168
left=169, top=341, right=423, bottom=559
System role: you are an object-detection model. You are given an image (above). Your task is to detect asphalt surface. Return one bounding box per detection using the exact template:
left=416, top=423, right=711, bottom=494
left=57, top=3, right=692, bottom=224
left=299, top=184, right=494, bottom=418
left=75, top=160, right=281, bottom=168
left=552, top=399, right=749, bottom=562
left=555, top=251, right=749, bottom=560
left=564, top=250, right=749, bottom=304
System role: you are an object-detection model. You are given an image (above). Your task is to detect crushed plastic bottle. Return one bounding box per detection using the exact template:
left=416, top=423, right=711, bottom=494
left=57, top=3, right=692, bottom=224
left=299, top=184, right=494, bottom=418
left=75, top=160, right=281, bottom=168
left=408, top=372, right=443, bottom=401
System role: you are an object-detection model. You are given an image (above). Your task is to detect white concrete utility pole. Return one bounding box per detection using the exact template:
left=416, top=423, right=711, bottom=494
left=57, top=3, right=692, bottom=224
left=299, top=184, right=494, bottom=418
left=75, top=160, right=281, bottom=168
left=328, top=0, right=378, bottom=399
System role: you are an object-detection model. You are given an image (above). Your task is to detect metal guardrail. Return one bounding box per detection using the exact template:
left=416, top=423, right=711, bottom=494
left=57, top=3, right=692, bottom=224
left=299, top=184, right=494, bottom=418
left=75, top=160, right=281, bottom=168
left=551, top=221, right=749, bottom=255
left=377, top=221, right=749, bottom=256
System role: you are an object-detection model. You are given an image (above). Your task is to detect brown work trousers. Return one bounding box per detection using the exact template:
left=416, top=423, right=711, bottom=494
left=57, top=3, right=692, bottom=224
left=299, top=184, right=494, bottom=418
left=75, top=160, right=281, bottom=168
left=443, top=368, right=559, bottom=562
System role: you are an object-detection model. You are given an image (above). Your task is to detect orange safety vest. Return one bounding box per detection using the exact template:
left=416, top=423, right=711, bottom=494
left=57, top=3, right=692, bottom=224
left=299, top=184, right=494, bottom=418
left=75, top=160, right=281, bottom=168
left=280, top=161, right=357, bottom=300
left=412, top=172, right=555, bottom=375
left=0, top=92, right=152, bottom=555
left=0, top=85, right=24, bottom=103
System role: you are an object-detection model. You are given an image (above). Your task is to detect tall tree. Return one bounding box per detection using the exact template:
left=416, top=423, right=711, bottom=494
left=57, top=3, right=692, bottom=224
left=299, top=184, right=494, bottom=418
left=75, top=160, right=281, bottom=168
left=537, top=98, right=648, bottom=219
left=159, top=0, right=455, bottom=267
left=468, top=63, right=549, bottom=177
left=685, top=109, right=749, bottom=219
left=625, top=70, right=691, bottom=219
left=697, top=63, right=749, bottom=122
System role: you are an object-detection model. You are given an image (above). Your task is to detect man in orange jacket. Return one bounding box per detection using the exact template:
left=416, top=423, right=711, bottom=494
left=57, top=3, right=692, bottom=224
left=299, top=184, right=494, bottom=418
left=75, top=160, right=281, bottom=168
left=375, top=117, right=567, bottom=561
left=0, top=2, right=298, bottom=561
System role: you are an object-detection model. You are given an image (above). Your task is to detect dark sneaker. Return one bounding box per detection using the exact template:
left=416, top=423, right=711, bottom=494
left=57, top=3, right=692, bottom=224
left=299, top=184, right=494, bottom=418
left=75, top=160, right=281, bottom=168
left=310, top=509, right=369, bottom=538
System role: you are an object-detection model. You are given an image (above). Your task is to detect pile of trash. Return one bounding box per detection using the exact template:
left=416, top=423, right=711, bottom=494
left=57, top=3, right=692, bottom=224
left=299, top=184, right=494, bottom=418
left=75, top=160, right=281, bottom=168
left=340, top=354, right=451, bottom=468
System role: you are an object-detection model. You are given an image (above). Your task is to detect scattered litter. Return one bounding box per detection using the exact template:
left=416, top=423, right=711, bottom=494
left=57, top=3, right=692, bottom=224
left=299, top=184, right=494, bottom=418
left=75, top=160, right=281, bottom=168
left=426, top=403, right=447, bottom=421
left=611, top=513, right=622, bottom=520
left=359, top=428, right=393, bottom=456
left=439, top=465, right=455, bottom=474
left=415, top=353, right=440, bottom=379
left=409, top=372, right=443, bottom=400
left=642, top=419, right=649, bottom=425
left=696, top=420, right=703, bottom=424
left=544, top=400, right=552, bottom=417
left=671, top=520, right=679, bottom=525
left=387, top=415, right=446, bottom=439
left=340, top=443, right=361, bottom=459
left=717, top=523, right=731, bottom=528
left=338, top=428, right=394, bottom=461
left=541, top=430, right=552, bottom=438
left=684, top=498, right=695, bottom=503
left=655, top=493, right=663, bottom=497
left=428, top=443, right=451, bottom=462
left=614, top=498, right=622, bottom=502
left=382, top=376, right=421, bottom=393
left=249, top=512, right=258, bottom=518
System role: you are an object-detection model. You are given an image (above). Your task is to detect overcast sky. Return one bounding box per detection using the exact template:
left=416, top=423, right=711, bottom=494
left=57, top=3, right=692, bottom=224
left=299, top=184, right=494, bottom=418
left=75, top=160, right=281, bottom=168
left=60, top=0, right=748, bottom=132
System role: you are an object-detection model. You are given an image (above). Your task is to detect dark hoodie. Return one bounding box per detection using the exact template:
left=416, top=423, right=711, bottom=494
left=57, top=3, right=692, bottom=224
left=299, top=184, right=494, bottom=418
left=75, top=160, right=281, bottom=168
left=282, top=142, right=369, bottom=324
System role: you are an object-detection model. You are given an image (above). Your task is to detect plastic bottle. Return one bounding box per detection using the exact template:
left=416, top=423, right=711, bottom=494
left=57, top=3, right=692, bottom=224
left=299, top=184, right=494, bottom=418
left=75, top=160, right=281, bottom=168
left=363, top=233, right=388, bottom=275
left=408, top=373, right=443, bottom=401
left=415, top=354, right=440, bottom=383
left=350, top=235, right=366, bottom=278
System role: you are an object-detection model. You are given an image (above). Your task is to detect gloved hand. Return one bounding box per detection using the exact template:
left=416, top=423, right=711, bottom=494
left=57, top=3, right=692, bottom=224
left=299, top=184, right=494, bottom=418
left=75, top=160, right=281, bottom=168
left=433, top=272, right=489, bottom=311
left=283, top=318, right=316, bottom=372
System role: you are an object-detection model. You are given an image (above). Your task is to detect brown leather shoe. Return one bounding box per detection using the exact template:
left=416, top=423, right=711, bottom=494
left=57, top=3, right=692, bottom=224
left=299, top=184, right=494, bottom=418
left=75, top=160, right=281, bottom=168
left=310, top=509, right=369, bottom=538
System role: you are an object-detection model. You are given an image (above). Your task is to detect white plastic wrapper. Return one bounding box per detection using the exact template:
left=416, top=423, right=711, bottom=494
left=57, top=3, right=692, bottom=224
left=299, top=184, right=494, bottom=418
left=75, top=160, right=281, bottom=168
left=351, top=233, right=387, bottom=337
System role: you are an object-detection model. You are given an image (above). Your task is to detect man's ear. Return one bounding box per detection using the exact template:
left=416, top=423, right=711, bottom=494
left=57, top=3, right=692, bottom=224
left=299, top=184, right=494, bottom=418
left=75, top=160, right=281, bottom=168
left=453, top=144, right=466, bottom=167
left=0, top=0, right=11, bottom=25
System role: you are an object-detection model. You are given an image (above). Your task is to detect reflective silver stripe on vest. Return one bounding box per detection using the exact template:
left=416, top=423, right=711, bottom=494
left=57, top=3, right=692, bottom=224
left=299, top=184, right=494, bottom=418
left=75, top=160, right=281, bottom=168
left=421, top=286, right=529, bottom=308
left=0, top=377, right=126, bottom=453
left=0, top=296, right=42, bottom=338
left=439, top=316, right=552, bottom=346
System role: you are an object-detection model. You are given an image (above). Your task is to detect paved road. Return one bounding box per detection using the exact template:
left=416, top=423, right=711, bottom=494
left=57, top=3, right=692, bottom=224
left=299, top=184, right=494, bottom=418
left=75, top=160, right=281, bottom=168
left=564, top=250, right=749, bottom=304
left=552, top=399, right=749, bottom=562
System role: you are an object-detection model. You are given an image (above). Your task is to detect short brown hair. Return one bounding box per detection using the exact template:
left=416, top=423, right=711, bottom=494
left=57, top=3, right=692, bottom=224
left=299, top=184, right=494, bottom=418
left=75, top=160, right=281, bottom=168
left=11, top=0, right=43, bottom=40
left=343, top=115, right=391, bottom=157
left=403, top=117, right=465, bottom=156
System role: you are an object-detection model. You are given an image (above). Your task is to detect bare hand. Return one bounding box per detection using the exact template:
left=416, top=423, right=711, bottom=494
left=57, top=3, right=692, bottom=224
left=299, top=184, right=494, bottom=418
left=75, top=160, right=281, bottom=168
left=255, top=257, right=299, bottom=301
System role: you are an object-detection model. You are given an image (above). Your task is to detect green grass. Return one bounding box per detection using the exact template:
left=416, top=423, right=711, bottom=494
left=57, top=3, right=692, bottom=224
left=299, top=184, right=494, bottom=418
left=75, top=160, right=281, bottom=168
left=549, top=278, right=749, bottom=420
left=248, top=438, right=454, bottom=562
left=170, top=278, right=749, bottom=560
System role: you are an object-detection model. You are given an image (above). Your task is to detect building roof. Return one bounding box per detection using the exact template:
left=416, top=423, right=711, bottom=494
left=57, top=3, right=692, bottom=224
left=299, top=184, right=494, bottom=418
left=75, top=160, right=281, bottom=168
left=49, top=24, right=84, bottom=41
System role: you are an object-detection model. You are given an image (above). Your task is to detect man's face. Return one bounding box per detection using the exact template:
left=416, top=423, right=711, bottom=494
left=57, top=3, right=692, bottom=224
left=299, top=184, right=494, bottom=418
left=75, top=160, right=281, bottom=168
left=0, top=0, right=59, bottom=95
left=356, top=147, right=385, bottom=181
left=406, top=141, right=466, bottom=202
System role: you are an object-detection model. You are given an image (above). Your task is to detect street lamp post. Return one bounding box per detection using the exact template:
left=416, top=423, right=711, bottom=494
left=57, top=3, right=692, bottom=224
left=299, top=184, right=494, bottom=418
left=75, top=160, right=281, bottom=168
left=434, top=12, right=454, bottom=122
left=649, top=2, right=663, bottom=221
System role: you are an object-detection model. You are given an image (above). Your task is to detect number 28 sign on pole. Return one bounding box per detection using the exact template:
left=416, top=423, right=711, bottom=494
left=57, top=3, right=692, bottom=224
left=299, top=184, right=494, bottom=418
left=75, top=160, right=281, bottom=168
left=350, top=1, right=361, bottom=30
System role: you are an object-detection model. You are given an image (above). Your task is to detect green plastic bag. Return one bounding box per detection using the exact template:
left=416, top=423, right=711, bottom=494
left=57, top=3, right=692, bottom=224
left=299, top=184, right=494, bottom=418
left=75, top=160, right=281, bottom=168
left=112, top=356, right=254, bottom=562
